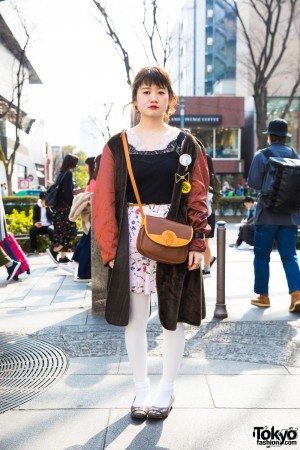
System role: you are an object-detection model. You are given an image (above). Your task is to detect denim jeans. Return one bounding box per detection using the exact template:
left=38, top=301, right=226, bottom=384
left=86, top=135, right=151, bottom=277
left=254, top=225, right=300, bottom=294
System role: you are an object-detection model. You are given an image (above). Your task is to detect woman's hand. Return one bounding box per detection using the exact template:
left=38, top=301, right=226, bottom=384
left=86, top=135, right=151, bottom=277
left=108, top=259, right=115, bottom=269
left=187, top=251, right=203, bottom=271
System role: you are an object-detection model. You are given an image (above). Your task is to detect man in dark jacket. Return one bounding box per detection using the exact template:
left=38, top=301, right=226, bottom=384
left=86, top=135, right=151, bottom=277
left=248, top=119, right=300, bottom=313
left=29, top=192, right=54, bottom=253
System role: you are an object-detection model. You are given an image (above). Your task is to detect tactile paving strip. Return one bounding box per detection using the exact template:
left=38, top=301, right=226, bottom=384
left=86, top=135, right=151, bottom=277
left=0, top=333, right=69, bottom=414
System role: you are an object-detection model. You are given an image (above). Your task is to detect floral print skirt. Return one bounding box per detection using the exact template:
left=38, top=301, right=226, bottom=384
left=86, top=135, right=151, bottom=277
left=128, top=203, right=170, bottom=295
left=52, top=204, right=77, bottom=251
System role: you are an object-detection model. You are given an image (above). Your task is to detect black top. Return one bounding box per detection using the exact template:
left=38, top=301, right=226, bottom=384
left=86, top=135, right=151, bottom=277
left=126, top=132, right=185, bottom=204
left=33, top=203, right=53, bottom=224
left=56, top=171, right=74, bottom=206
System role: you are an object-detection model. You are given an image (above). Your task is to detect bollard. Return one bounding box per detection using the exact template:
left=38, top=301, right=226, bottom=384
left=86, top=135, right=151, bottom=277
left=213, top=220, right=228, bottom=319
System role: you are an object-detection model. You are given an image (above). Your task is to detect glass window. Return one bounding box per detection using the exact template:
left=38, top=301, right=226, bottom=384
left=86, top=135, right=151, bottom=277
left=215, top=128, right=239, bottom=159
left=190, top=128, right=214, bottom=157
left=183, top=127, right=240, bottom=159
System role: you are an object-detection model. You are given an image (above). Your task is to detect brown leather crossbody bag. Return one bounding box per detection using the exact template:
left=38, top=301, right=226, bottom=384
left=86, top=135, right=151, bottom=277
left=121, top=131, right=193, bottom=264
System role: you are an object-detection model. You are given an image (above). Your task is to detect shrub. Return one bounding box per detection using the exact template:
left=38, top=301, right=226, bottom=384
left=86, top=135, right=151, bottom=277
left=3, top=196, right=37, bottom=214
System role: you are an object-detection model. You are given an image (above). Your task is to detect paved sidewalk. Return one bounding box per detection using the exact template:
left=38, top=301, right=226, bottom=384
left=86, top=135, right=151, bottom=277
left=0, top=223, right=300, bottom=450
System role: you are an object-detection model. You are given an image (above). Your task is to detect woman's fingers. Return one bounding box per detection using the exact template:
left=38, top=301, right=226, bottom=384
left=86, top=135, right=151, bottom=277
left=187, top=251, right=202, bottom=271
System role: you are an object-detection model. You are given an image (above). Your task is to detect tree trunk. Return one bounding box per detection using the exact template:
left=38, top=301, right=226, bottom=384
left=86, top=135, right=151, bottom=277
left=6, top=173, right=13, bottom=196
left=254, top=86, right=268, bottom=149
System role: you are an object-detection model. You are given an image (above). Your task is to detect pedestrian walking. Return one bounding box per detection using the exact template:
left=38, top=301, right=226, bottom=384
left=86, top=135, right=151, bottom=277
left=46, top=153, right=78, bottom=265
left=62, top=156, right=101, bottom=281
left=93, top=66, right=210, bottom=420
left=0, top=191, right=22, bottom=281
left=29, top=191, right=54, bottom=253
left=248, top=119, right=300, bottom=312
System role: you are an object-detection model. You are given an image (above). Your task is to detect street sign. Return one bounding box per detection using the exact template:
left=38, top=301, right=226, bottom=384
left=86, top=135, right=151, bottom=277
left=19, top=179, right=30, bottom=189
left=27, top=174, right=34, bottom=181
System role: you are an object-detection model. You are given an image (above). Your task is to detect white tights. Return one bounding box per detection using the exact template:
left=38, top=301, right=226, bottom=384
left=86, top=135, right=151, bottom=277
left=125, top=292, right=185, bottom=407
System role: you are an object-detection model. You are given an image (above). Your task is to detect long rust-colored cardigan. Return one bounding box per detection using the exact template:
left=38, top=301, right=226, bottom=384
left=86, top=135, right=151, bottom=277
left=92, top=131, right=210, bottom=331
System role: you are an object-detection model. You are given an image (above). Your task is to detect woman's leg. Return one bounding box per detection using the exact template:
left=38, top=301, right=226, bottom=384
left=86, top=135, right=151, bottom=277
left=125, top=292, right=151, bottom=406
left=152, top=322, right=185, bottom=407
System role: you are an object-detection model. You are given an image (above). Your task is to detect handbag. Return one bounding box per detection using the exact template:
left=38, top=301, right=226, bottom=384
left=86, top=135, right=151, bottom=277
left=45, top=171, right=68, bottom=208
left=121, top=131, right=193, bottom=265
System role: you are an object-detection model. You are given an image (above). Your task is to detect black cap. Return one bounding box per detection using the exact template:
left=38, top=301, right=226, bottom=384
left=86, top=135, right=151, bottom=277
left=39, top=191, right=46, bottom=199
left=262, top=119, right=291, bottom=137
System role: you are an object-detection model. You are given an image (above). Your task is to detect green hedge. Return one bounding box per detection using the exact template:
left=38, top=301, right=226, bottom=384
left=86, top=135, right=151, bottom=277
left=4, top=208, right=82, bottom=252
left=216, top=196, right=252, bottom=216
left=3, top=196, right=37, bottom=214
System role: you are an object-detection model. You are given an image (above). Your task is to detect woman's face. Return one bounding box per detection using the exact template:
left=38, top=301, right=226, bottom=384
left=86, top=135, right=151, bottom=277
left=135, top=83, right=170, bottom=119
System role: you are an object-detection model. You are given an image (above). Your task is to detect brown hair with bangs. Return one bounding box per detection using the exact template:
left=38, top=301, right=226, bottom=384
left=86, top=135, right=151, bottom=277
left=132, top=66, right=178, bottom=123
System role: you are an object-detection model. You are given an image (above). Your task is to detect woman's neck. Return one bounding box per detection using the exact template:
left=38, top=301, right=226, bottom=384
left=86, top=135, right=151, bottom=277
left=135, top=116, right=169, bottom=133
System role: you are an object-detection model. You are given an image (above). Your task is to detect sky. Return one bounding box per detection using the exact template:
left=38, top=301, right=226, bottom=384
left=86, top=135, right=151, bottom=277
left=0, top=0, right=186, bottom=153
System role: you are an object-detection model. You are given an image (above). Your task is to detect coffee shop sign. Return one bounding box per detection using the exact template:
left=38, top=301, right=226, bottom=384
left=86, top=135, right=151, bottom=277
left=170, top=115, right=222, bottom=125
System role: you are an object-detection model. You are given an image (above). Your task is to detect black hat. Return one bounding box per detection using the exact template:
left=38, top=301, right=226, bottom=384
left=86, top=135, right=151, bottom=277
left=262, top=119, right=291, bottom=137
left=39, top=191, right=46, bottom=199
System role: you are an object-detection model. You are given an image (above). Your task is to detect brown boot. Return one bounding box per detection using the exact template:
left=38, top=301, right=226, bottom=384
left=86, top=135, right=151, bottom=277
left=251, top=294, right=270, bottom=308
left=289, top=290, right=300, bottom=313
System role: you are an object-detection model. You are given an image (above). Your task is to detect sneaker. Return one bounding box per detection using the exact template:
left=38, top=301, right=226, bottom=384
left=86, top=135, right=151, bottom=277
left=59, top=261, right=78, bottom=274
left=251, top=294, right=270, bottom=308
left=74, top=277, right=92, bottom=283
left=7, top=261, right=21, bottom=281
left=237, top=241, right=252, bottom=250
left=58, top=256, right=71, bottom=264
left=210, top=256, right=217, bottom=269
left=202, top=269, right=211, bottom=278
left=229, top=243, right=238, bottom=248
left=46, top=248, right=59, bottom=264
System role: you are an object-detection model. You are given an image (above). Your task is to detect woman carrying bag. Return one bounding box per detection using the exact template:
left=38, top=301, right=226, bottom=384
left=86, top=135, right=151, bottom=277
left=46, top=153, right=78, bottom=264
left=92, top=66, right=210, bottom=420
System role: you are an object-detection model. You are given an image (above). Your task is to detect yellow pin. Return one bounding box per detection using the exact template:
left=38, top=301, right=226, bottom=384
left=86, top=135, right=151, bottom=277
left=181, top=181, right=191, bottom=194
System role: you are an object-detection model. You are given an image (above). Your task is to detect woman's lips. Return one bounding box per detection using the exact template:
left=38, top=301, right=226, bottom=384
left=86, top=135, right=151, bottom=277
left=149, top=105, right=158, bottom=109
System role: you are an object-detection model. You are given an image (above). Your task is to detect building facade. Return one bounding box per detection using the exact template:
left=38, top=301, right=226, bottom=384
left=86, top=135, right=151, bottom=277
left=0, top=15, right=45, bottom=194
left=169, top=0, right=300, bottom=185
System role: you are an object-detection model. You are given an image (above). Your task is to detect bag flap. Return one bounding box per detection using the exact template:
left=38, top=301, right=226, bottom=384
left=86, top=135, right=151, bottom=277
left=269, top=157, right=300, bottom=168
left=144, top=215, right=193, bottom=247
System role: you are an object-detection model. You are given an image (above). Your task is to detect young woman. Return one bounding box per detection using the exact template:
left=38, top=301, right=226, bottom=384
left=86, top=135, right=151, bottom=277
left=61, top=155, right=101, bottom=281
left=93, top=66, right=210, bottom=420
left=46, top=153, right=78, bottom=264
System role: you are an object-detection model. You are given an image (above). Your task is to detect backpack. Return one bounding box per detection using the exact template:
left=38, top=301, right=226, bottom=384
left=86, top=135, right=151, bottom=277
left=45, top=172, right=68, bottom=208
left=260, top=148, right=300, bottom=214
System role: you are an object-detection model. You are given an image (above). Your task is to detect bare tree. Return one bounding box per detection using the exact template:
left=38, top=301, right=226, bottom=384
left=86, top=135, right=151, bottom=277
left=92, top=0, right=171, bottom=88
left=92, top=0, right=134, bottom=87
left=0, top=10, right=33, bottom=194
left=141, top=0, right=170, bottom=68
left=224, top=0, right=298, bottom=147
left=88, top=102, right=113, bottom=145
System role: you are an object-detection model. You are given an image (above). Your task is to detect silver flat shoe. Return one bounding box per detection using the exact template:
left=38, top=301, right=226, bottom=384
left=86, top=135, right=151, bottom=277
left=131, top=397, right=149, bottom=420
left=147, top=395, right=175, bottom=420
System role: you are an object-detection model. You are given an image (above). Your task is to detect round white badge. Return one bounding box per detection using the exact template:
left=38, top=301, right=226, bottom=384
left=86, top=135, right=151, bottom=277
left=179, top=154, right=192, bottom=166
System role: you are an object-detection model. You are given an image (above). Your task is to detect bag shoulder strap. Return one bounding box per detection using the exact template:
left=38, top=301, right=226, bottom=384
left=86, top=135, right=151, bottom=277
left=121, top=131, right=145, bottom=222
left=261, top=147, right=273, bottom=159
left=262, top=146, right=298, bottom=159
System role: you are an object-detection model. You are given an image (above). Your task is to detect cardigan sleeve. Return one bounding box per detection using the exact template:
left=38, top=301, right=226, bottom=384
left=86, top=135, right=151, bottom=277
left=92, top=144, right=118, bottom=265
left=186, top=144, right=211, bottom=252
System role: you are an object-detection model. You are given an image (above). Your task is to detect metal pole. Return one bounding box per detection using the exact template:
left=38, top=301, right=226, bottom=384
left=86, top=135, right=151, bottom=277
left=180, top=96, right=185, bottom=129
left=213, top=220, right=228, bottom=319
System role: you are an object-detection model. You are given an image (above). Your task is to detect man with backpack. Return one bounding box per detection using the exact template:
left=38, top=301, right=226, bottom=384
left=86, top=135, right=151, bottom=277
left=248, top=119, right=300, bottom=313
